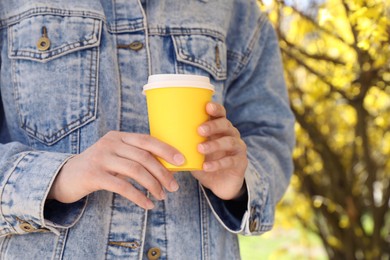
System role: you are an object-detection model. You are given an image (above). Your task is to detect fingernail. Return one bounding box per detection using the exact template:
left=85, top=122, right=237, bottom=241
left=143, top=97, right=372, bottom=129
left=209, top=103, right=217, bottom=112
left=199, top=125, right=209, bottom=135
left=160, top=190, right=166, bottom=200
left=146, top=200, right=155, bottom=210
left=203, top=162, right=213, bottom=171
left=173, top=154, right=185, bottom=165
left=170, top=180, right=179, bottom=192
left=199, top=143, right=209, bottom=153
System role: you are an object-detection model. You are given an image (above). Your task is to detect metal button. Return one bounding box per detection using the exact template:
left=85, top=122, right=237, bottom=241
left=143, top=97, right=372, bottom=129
left=129, top=41, right=144, bottom=51
left=117, top=41, right=144, bottom=51
left=147, top=247, right=161, bottom=260
left=249, top=219, right=258, bottom=232
left=20, top=222, right=35, bottom=232
left=37, top=26, right=51, bottom=51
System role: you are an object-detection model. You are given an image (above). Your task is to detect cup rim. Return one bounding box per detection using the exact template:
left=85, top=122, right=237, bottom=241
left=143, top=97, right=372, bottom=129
left=143, top=74, right=215, bottom=94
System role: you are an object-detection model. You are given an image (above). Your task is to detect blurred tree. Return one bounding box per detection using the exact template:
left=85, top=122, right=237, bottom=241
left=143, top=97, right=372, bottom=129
left=258, top=0, right=390, bottom=259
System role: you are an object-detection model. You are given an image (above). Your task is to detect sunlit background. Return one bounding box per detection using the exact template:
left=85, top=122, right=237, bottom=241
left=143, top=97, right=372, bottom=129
left=239, top=0, right=390, bottom=259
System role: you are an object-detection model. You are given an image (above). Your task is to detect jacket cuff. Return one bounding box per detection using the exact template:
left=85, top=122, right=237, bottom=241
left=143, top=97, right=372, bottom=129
left=0, top=151, right=86, bottom=236
left=202, top=161, right=273, bottom=235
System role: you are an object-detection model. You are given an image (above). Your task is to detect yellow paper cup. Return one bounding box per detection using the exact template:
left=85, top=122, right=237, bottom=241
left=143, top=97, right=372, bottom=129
left=143, top=74, right=215, bottom=171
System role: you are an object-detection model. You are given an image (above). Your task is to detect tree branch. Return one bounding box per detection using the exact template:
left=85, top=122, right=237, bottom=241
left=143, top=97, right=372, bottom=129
left=281, top=47, right=350, bottom=100
left=278, top=1, right=353, bottom=48
left=280, top=36, right=347, bottom=66
left=292, top=106, right=350, bottom=201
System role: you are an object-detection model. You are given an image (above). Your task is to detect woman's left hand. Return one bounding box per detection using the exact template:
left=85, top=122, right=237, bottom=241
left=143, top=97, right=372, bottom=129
left=191, top=102, right=248, bottom=200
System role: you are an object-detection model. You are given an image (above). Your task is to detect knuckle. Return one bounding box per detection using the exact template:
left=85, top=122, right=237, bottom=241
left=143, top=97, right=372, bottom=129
left=115, top=180, right=131, bottom=195
left=159, top=171, right=173, bottom=186
left=127, top=162, right=143, bottom=174
left=239, top=139, right=247, bottom=152
left=153, top=166, right=168, bottom=177
left=212, top=140, right=221, bottom=151
left=136, top=134, right=151, bottom=147
left=137, top=150, right=152, bottom=162
left=225, top=120, right=232, bottom=129
left=145, top=180, right=161, bottom=194
left=228, top=137, right=237, bottom=148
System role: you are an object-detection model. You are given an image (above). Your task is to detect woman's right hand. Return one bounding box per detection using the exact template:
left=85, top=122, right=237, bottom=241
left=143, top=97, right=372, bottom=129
left=47, top=131, right=185, bottom=210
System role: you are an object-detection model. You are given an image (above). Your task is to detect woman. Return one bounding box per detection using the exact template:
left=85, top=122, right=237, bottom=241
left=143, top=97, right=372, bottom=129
left=0, top=0, right=294, bottom=259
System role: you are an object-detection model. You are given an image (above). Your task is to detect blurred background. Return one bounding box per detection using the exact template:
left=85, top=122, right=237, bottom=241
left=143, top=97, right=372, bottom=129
left=239, top=0, right=390, bottom=259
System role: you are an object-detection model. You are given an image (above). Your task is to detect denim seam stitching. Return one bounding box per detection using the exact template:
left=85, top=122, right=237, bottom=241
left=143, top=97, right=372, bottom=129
left=231, top=14, right=268, bottom=81
left=0, top=151, right=30, bottom=235
left=104, top=193, right=116, bottom=259
left=0, top=235, right=11, bottom=258
left=139, top=192, right=149, bottom=260
left=106, top=19, right=145, bottom=33
left=174, top=35, right=227, bottom=80
left=9, top=20, right=101, bottom=61
left=9, top=38, right=99, bottom=61
left=199, top=184, right=210, bottom=260
left=138, top=0, right=151, bottom=77
left=148, top=27, right=225, bottom=41
left=18, top=46, right=98, bottom=145
left=10, top=34, right=24, bottom=138
left=227, top=50, right=244, bottom=62
left=88, top=21, right=98, bottom=124
left=51, top=229, right=68, bottom=260
left=0, top=7, right=105, bottom=29
left=163, top=199, right=169, bottom=260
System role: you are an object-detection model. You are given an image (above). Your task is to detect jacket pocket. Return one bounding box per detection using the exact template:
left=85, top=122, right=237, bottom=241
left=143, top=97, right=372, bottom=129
left=172, top=34, right=227, bottom=81
left=8, top=13, right=102, bottom=145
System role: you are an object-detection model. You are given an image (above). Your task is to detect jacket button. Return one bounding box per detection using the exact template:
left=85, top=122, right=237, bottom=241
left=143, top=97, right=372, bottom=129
left=117, top=41, right=144, bottom=51
left=37, top=26, right=51, bottom=51
left=249, top=219, right=258, bottom=232
left=147, top=247, right=161, bottom=260
left=20, top=222, right=35, bottom=232
left=129, top=41, right=144, bottom=51
left=37, top=37, right=51, bottom=51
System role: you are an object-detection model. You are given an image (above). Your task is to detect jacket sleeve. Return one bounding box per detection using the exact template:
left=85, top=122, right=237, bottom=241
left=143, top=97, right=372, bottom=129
left=202, top=16, right=295, bottom=235
left=0, top=91, right=86, bottom=237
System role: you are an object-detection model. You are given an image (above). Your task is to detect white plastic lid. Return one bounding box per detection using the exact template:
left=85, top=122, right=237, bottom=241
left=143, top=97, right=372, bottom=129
left=143, top=74, right=215, bottom=94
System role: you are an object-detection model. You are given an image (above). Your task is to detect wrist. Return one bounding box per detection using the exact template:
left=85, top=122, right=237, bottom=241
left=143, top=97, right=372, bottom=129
left=229, top=181, right=247, bottom=201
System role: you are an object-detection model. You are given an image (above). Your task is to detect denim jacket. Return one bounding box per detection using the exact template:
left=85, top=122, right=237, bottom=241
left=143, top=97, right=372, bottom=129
left=0, top=0, right=295, bottom=259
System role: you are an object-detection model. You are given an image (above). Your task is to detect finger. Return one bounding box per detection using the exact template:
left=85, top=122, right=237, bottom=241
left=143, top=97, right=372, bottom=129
left=206, top=102, right=226, bottom=118
left=121, top=133, right=185, bottom=166
left=202, top=155, right=247, bottom=173
left=97, top=173, right=155, bottom=210
left=114, top=144, right=179, bottom=193
left=198, top=136, right=246, bottom=155
left=107, top=156, right=167, bottom=201
left=198, top=117, right=240, bottom=137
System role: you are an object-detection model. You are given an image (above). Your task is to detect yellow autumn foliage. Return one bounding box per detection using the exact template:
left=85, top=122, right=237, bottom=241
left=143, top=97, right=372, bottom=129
left=257, top=0, right=390, bottom=259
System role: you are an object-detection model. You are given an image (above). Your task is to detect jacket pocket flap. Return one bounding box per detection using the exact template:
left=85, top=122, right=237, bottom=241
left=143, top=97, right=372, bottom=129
left=173, top=34, right=227, bottom=81
left=8, top=14, right=102, bottom=63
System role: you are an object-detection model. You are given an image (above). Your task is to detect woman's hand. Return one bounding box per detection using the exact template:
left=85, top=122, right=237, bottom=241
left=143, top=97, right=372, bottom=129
left=191, top=102, right=248, bottom=200
left=48, top=131, right=184, bottom=210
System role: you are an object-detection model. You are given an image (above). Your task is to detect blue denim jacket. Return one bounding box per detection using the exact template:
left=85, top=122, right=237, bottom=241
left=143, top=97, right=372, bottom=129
left=0, top=0, right=295, bottom=259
